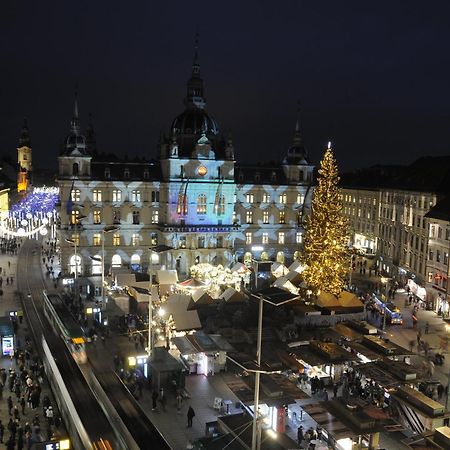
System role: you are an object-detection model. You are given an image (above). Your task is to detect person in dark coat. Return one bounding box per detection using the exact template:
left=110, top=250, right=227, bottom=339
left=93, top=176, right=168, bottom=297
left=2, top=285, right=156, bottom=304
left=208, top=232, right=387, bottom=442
left=297, top=425, right=304, bottom=445
left=151, top=390, right=158, bottom=410
left=187, top=406, right=195, bottom=427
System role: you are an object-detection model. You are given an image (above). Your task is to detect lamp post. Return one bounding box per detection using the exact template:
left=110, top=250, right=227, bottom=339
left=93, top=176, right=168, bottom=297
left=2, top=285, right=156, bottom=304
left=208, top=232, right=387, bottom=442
left=148, top=245, right=173, bottom=355
left=91, top=225, right=119, bottom=308
left=65, top=214, right=86, bottom=306
left=380, top=276, right=389, bottom=331
left=249, top=291, right=300, bottom=450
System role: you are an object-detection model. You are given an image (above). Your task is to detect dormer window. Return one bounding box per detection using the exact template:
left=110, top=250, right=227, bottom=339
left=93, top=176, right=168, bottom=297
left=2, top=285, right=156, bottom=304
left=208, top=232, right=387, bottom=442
left=104, top=168, right=111, bottom=179
left=255, top=172, right=261, bottom=182
left=271, top=171, right=277, bottom=183
left=299, top=170, right=304, bottom=181
left=72, top=163, right=79, bottom=176
left=124, top=168, right=130, bottom=179
left=238, top=171, right=244, bottom=182
left=144, top=169, right=149, bottom=179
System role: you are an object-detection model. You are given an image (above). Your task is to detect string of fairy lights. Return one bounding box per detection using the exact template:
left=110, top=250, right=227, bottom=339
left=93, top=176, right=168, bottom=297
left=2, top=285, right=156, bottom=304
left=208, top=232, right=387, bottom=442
left=0, top=187, right=59, bottom=239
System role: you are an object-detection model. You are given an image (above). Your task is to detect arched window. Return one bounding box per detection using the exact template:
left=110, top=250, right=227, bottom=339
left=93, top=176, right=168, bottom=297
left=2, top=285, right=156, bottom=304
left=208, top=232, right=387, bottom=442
left=131, top=254, right=141, bottom=271
left=293, top=251, right=301, bottom=261
left=69, top=254, right=82, bottom=275
left=91, top=255, right=102, bottom=275
left=244, top=252, right=252, bottom=266
left=124, top=168, right=130, bottom=179
left=261, top=251, right=269, bottom=261
left=197, top=194, right=207, bottom=214
left=276, top=251, right=285, bottom=264
left=177, top=193, right=188, bottom=215
left=72, top=163, right=79, bottom=176
left=104, top=168, right=111, bottom=179
left=112, top=254, right=122, bottom=268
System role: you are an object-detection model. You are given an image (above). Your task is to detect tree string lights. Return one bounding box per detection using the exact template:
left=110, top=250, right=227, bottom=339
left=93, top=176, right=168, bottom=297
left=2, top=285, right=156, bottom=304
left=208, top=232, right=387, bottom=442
left=301, top=144, right=349, bottom=297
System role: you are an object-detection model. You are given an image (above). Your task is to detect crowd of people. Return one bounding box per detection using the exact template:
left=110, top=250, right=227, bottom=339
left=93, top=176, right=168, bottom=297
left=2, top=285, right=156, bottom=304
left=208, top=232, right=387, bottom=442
left=0, top=336, right=61, bottom=449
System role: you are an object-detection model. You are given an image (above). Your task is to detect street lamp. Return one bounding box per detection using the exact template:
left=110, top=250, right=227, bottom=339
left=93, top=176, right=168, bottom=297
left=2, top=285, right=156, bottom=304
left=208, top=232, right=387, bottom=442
left=249, top=289, right=300, bottom=450
left=65, top=214, right=86, bottom=306
left=148, top=244, right=173, bottom=355
left=380, top=276, right=389, bottom=331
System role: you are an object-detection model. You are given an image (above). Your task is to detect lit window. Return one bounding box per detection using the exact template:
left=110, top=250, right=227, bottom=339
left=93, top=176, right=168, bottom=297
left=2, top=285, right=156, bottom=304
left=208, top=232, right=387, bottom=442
left=132, top=234, right=140, bottom=246
left=71, top=189, right=81, bottom=202
left=197, top=194, right=207, bottom=214
left=262, top=233, right=269, bottom=244
left=263, top=211, right=269, bottom=224
left=93, top=234, right=101, bottom=246
left=113, top=209, right=121, bottom=224
left=70, top=210, right=81, bottom=225
left=179, top=236, right=187, bottom=249
left=296, top=193, right=304, bottom=204
left=232, top=211, right=238, bottom=224
left=132, top=211, right=140, bottom=225
left=71, top=234, right=80, bottom=246
left=246, top=211, right=253, bottom=224
left=234, top=194, right=237, bottom=203
left=131, top=190, right=141, bottom=202
left=215, top=195, right=225, bottom=215
left=279, top=193, right=287, bottom=204
left=279, top=211, right=286, bottom=224
left=245, top=232, right=252, bottom=245
left=151, top=233, right=158, bottom=246
left=278, top=232, right=285, bottom=244
left=296, top=232, right=303, bottom=244
left=177, top=193, right=188, bottom=215
left=113, top=233, right=121, bottom=246
left=92, top=189, right=102, bottom=202
left=93, top=210, right=101, bottom=224
left=262, top=193, right=271, bottom=203
left=428, top=272, right=433, bottom=283
left=112, top=190, right=122, bottom=202
left=152, top=210, right=159, bottom=224
left=245, top=193, right=254, bottom=203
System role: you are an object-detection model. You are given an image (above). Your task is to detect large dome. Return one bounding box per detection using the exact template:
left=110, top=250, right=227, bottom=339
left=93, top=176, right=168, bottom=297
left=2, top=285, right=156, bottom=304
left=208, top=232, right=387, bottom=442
left=172, top=108, right=219, bottom=137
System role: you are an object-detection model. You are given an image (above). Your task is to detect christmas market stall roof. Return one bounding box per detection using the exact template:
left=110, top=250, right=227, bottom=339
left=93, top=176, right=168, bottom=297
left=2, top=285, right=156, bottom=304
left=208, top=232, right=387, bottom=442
left=220, top=287, right=248, bottom=303
left=177, top=278, right=207, bottom=288
left=272, top=276, right=299, bottom=294
left=271, top=262, right=289, bottom=278
left=303, top=397, right=398, bottom=441
left=230, top=262, right=248, bottom=273
left=156, top=269, right=178, bottom=285
left=165, top=293, right=201, bottom=331
left=148, top=347, right=183, bottom=372
left=187, top=289, right=216, bottom=310
left=315, top=291, right=364, bottom=311
left=288, top=340, right=359, bottom=366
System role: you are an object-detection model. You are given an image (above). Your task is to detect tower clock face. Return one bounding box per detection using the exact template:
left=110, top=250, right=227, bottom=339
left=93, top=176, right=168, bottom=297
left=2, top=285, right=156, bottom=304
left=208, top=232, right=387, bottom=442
left=197, top=165, right=207, bottom=176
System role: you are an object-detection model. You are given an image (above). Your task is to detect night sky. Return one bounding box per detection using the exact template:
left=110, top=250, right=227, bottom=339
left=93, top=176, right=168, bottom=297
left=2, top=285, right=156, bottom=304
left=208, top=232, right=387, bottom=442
left=1, top=1, right=450, bottom=171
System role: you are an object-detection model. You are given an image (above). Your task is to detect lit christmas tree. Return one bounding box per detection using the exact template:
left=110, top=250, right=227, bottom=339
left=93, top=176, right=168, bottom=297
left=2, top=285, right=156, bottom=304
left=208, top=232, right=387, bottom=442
left=302, top=143, right=349, bottom=297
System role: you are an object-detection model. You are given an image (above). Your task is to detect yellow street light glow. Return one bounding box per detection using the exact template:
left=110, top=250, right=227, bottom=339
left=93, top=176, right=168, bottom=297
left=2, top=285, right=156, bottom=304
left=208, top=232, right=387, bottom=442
left=128, top=356, right=136, bottom=367
left=267, top=429, right=277, bottom=440
left=59, top=439, right=71, bottom=449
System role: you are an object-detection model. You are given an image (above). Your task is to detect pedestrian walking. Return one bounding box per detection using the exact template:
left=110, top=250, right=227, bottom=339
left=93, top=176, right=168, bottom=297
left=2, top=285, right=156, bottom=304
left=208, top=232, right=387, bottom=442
left=151, top=390, right=158, bottom=410
left=159, top=388, right=166, bottom=411
left=7, top=396, right=13, bottom=416
left=176, top=393, right=183, bottom=412
left=0, top=420, right=4, bottom=443
left=187, top=406, right=195, bottom=427
left=297, top=425, right=304, bottom=446
left=425, top=322, right=429, bottom=334
left=20, top=396, right=25, bottom=415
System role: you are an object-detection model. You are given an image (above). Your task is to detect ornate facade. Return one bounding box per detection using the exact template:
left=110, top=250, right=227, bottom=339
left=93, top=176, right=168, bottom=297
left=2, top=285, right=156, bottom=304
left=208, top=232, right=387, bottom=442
left=57, top=46, right=315, bottom=278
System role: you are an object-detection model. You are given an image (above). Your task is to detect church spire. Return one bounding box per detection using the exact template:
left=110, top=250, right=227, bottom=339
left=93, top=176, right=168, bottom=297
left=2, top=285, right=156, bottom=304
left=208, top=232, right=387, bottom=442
left=293, top=101, right=303, bottom=147
left=185, top=33, right=205, bottom=109
left=70, top=89, right=81, bottom=134
left=18, top=117, right=31, bottom=147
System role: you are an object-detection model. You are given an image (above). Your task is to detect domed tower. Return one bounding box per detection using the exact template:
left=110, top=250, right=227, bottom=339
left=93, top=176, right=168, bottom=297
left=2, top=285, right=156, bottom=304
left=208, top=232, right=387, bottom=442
left=58, top=93, right=92, bottom=180
left=17, top=118, right=32, bottom=195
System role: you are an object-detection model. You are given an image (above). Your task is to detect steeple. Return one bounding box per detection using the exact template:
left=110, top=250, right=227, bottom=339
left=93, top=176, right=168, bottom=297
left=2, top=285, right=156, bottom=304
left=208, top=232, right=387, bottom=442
left=18, top=118, right=31, bottom=148
left=185, top=33, right=205, bottom=109
left=293, top=101, right=303, bottom=147
left=70, top=90, right=81, bottom=134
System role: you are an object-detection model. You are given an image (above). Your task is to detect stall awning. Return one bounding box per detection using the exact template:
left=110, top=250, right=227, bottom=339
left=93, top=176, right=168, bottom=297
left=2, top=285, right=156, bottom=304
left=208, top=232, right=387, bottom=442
left=0, top=317, right=14, bottom=337
left=115, top=273, right=137, bottom=287
left=172, top=336, right=197, bottom=355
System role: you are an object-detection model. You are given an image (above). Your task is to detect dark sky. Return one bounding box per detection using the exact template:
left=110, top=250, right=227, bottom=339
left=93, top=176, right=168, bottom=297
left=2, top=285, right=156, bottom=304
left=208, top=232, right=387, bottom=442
left=1, top=0, right=450, bottom=171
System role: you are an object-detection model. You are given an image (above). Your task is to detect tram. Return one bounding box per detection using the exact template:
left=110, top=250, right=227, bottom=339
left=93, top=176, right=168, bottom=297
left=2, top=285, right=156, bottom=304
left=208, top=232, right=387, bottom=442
left=42, top=291, right=87, bottom=364
left=372, top=295, right=403, bottom=325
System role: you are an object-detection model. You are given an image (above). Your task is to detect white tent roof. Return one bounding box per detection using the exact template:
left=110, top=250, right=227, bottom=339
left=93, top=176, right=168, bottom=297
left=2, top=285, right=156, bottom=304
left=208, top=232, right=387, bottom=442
left=288, top=261, right=305, bottom=273
left=273, top=277, right=299, bottom=294
left=220, top=287, right=247, bottom=303
left=271, top=262, right=289, bottom=277
left=230, top=262, right=248, bottom=273
left=316, top=291, right=363, bottom=309
left=115, top=273, right=137, bottom=287
left=157, top=270, right=178, bottom=285
left=166, top=293, right=201, bottom=331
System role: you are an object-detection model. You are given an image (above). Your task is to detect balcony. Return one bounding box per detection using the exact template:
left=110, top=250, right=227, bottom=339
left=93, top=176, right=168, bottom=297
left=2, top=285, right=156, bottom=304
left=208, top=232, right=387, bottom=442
left=159, top=224, right=239, bottom=233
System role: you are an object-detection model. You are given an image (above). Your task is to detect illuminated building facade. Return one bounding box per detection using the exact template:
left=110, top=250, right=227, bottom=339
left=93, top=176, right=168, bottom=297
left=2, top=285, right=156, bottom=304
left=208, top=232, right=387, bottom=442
left=57, top=47, right=314, bottom=277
